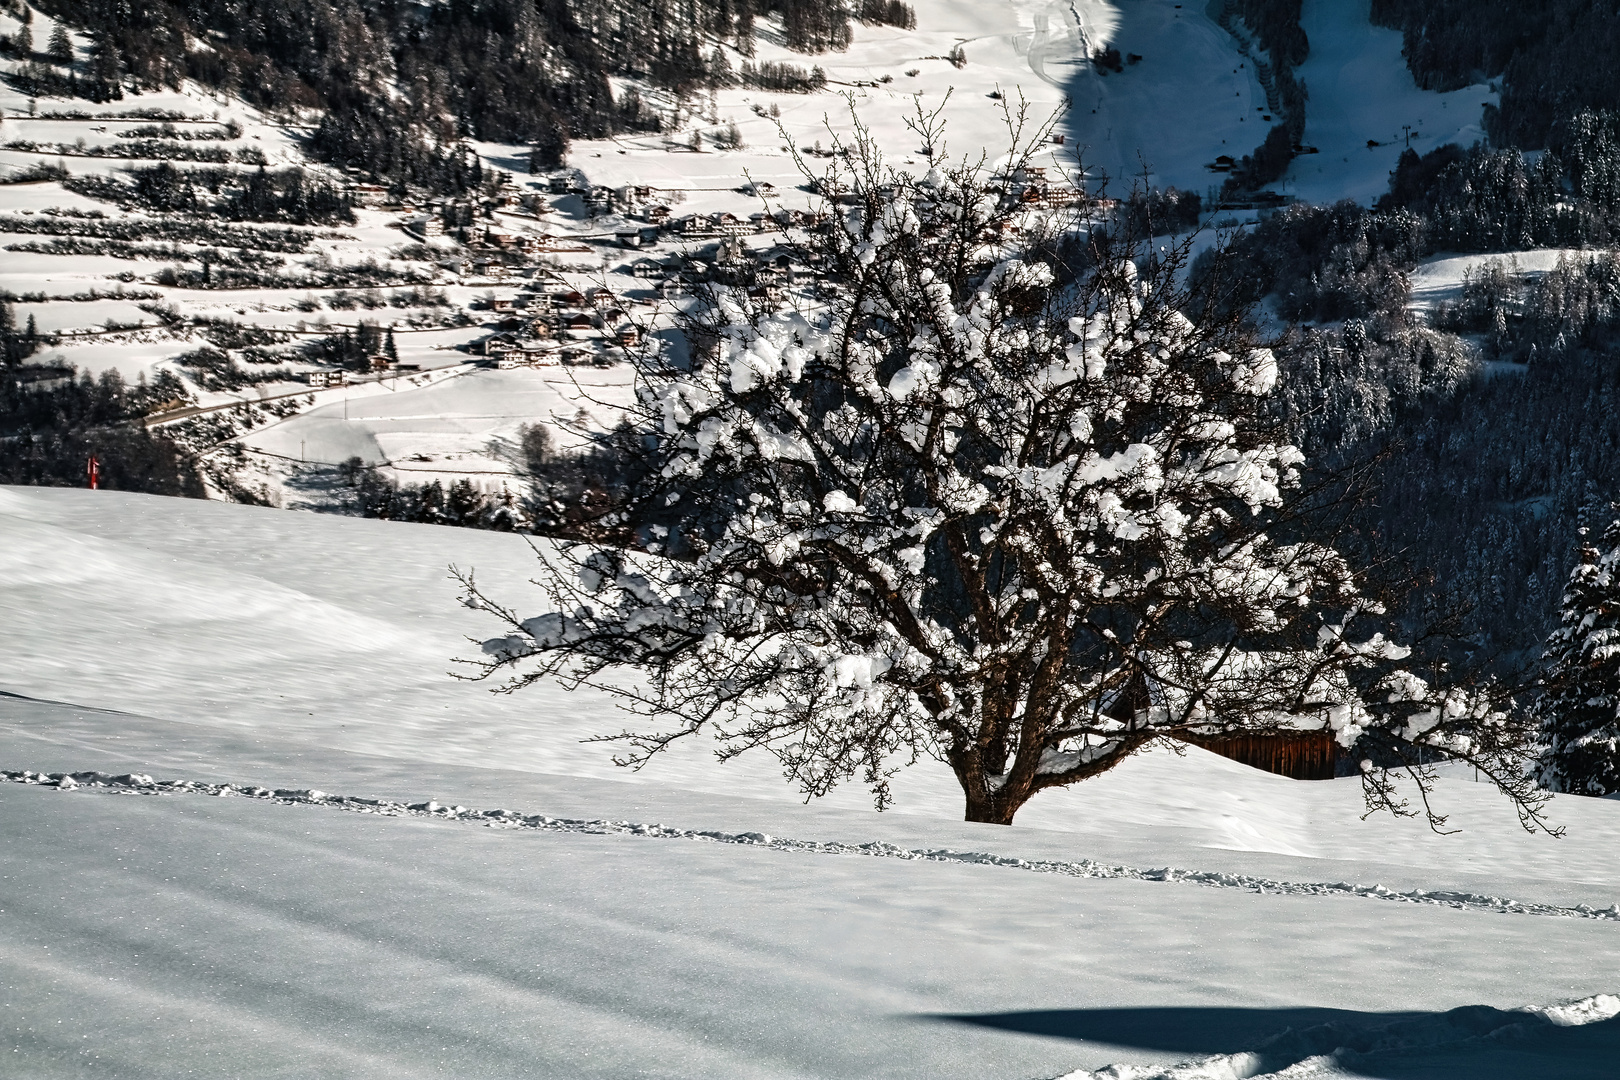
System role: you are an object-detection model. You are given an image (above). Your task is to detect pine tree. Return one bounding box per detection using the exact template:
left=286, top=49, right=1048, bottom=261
left=1536, top=522, right=1620, bottom=795
left=47, top=23, right=72, bottom=64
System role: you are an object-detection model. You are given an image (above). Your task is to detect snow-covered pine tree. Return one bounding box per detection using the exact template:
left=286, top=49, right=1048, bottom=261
left=1536, top=523, right=1620, bottom=795
left=462, top=104, right=1547, bottom=828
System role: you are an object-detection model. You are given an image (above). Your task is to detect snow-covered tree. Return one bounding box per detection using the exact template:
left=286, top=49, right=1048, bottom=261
left=462, top=105, right=1548, bottom=828
left=1536, top=523, right=1620, bottom=795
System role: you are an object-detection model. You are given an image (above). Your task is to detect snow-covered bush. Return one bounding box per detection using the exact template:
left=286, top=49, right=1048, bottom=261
left=463, top=107, right=1547, bottom=828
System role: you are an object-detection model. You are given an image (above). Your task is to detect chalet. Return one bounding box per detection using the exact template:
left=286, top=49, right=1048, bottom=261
left=368, top=353, right=392, bottom=372
left=748, top=284, right=785, bottom=306
left=482, top=333, right=521, bottom=356
left=556, top=290, right=587, bottom=308
left=660, top=277, right=688, bottom=300
left=489, top=297, right=517, bottom=313
left=548, top=175, right=571, bottom=195
left=641, top=204, right=673, bottom=226
left=523, top=341, right=560, bottom=364
left=616, top=229, right=645, bottom=248
left=406, top=214, right=444, bottom=238
left=588, top=287, right=616, bottom=307
left=484, top=228, right=519, bottom=248
left=712, top=212, right=750, bottom=236
left=500, top=341, right=560, bottom=367
left=1210, top=155, right=1236, bottom=172
left=531, top=235, right=590, bottom=253
left=630, top=257, right=664, bottom=278
left=305, top=370, right=348, bottom=388
left=600, top=306, right=627, bottom=326
left=615, top=324, right=641, bottom=347
left=562, top=312, right=596, bottom=332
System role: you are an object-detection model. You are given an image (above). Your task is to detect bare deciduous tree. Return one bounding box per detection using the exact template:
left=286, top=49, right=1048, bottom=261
left=460, top=103, right=1548, bottom=829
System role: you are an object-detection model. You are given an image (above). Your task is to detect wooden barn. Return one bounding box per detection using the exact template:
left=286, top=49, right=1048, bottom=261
left=1105, top=672, right=1342, bottom=781
left=1176, top=730, right=1341, bottom=781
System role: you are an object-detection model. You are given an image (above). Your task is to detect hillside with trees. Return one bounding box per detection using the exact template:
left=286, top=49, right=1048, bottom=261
left=11, top=0, right=881, bottom=191
left=1371, top=0, right=1620, bottom=149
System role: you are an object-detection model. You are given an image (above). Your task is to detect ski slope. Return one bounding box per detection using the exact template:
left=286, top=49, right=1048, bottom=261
left=1282, top=0, right=1495, bottom=205
left=563, top=0, right=1263, bottom=200
left=4, top=487, right=1620, bottom=1077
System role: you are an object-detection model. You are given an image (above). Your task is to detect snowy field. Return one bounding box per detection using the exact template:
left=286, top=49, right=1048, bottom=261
left=5, top=487, right=1620, bottom=1078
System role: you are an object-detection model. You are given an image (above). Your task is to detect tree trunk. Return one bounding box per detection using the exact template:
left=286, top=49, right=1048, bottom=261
left=960, top=777, right=1027, bottom=825
left=963, top=800, right=1019, bottom=825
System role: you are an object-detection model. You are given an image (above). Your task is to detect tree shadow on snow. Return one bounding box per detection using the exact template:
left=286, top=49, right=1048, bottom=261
left=932, top=1003, right=1620, bottom=1078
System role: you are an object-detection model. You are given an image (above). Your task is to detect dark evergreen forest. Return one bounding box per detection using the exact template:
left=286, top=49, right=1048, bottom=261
left=1195, top=108, right=1620, bottom=665
left=0, top=303, right=201, bottom=494
left=1371, top=0, right=1620, bottom=149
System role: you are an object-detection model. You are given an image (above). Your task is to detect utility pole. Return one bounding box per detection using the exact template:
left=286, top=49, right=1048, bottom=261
left=1403, top=124, right=1413, bottom=147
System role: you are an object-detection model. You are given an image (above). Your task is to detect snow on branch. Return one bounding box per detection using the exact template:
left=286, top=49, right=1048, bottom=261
left=458, top=99, right=1551, bottom=831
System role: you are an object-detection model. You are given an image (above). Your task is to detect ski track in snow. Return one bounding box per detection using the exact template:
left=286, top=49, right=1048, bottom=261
left=9, top=767, right=1620, bottom=926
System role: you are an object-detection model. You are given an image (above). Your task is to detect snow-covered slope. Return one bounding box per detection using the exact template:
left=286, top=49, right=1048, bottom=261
left=1282, top=0, right=1494, bottom=205
left=0, top=0, right=1501, bottom=509
left=4, top=487, right=1620, bottom=1077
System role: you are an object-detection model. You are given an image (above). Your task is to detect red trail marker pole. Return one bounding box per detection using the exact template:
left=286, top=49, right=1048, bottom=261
left=87, top=454, right=100, bottom=490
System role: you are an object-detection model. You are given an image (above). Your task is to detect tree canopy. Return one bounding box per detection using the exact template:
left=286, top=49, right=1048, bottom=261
left=462, top=105, right=1548, bottom=829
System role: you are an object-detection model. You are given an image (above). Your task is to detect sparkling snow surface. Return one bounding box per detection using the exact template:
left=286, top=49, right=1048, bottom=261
left=3, top=487, right=1620, bottom=1078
